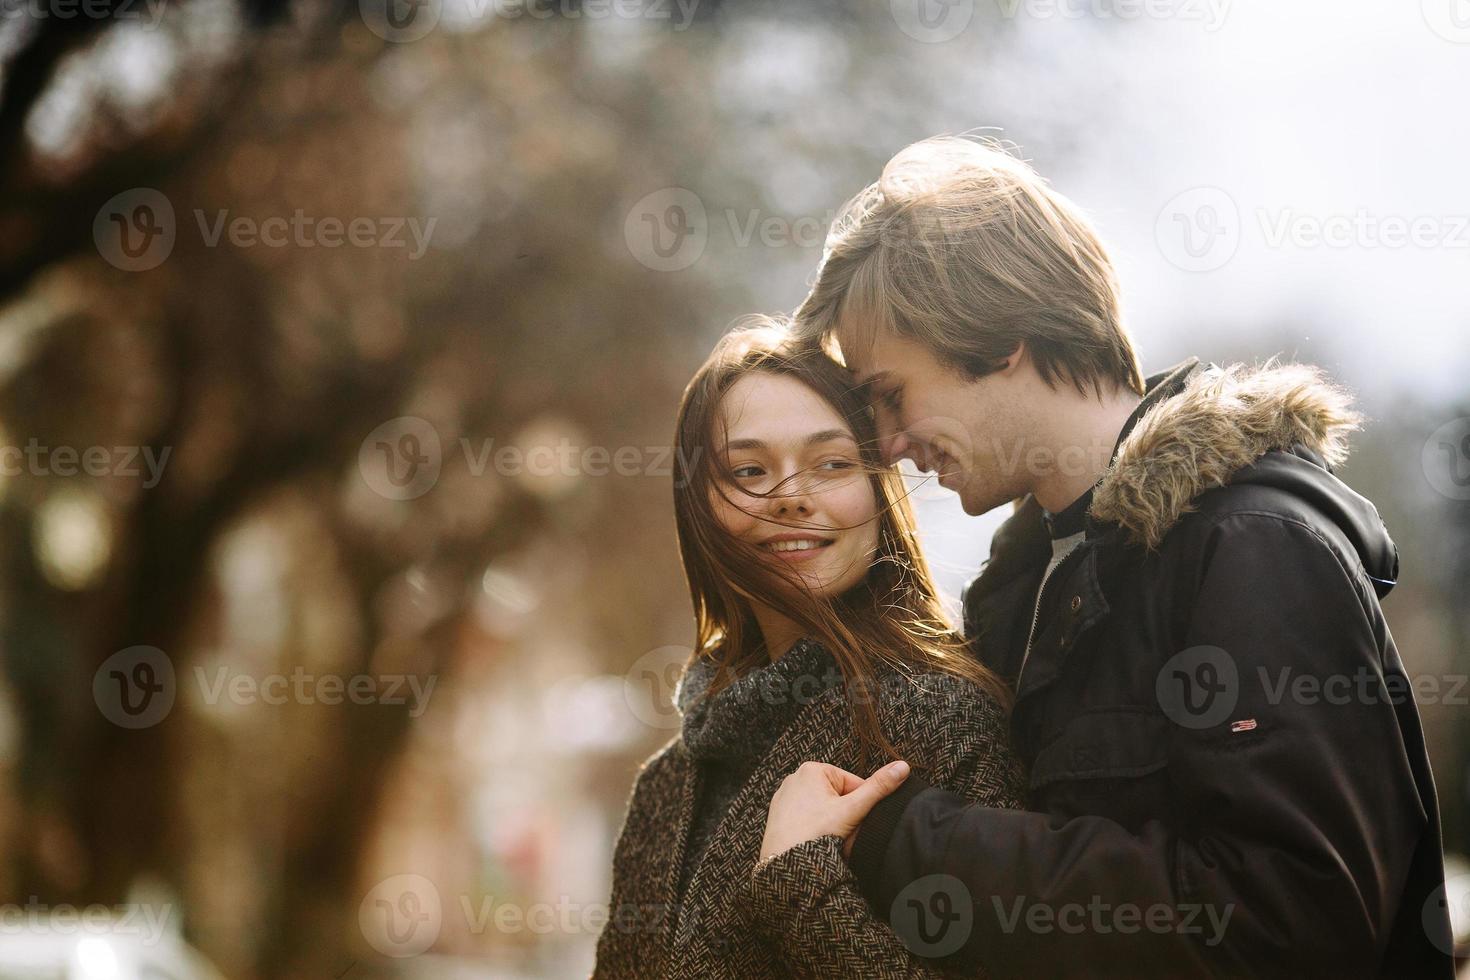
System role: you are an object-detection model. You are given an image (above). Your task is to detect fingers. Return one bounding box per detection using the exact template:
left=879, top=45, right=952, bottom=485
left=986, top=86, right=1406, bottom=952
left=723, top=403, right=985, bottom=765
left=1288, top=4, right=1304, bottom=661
left=830, top=766, right=867, bottom=794
left=838, top=760, right=911, bottom=819
left=797, top=760, right=864, bottom=794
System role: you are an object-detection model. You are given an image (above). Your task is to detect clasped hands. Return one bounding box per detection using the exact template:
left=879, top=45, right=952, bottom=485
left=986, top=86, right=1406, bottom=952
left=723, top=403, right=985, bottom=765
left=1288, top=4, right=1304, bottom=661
left=758, top=759, right=911, bottom=863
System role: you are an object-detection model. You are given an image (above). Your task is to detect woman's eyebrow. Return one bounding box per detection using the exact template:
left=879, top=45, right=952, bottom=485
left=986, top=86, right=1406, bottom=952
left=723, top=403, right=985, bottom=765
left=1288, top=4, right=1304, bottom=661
left=725, top=429, right=855, bottom=451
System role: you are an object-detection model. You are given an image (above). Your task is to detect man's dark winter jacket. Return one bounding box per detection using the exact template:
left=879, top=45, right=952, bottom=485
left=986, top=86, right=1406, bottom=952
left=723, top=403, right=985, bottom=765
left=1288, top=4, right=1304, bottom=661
left=848, top=359, right=1454, bottom=979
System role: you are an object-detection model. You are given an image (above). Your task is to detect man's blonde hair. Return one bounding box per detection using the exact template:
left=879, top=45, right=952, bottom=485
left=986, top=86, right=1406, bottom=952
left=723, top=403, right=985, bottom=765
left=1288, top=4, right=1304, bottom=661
left=794, top=135, right=1145, bottom=398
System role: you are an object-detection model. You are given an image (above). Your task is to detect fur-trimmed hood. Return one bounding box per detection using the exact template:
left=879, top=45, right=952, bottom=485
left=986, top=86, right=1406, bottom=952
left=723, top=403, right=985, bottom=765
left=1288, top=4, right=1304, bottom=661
left=1091, top=361, right=1382, bottom=560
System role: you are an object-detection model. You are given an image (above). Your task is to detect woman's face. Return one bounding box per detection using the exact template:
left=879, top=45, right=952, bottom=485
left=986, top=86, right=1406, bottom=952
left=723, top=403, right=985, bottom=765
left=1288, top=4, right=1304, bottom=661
left=709, top=371, right=881, bottom=599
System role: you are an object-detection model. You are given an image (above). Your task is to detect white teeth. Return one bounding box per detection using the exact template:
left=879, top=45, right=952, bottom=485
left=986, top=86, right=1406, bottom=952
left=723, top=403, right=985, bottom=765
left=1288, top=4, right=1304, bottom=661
left=764, top=538, right=830, bottom=552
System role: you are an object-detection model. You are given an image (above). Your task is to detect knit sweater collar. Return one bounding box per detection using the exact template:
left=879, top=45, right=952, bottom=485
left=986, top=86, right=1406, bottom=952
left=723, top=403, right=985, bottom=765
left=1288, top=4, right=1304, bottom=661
left=674, top=637, right=843, bottom=766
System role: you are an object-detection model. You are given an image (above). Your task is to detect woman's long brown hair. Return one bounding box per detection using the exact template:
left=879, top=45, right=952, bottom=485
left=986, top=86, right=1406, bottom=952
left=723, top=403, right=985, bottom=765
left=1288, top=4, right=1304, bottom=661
left=672, top=315, right=1010, bottom=770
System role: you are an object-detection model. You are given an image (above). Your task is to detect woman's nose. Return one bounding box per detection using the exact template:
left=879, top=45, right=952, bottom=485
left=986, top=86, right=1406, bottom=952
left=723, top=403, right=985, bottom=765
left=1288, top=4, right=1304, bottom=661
left=772, top=469, right=814, bottom=516
left=774, top=489, right=812, bottom=516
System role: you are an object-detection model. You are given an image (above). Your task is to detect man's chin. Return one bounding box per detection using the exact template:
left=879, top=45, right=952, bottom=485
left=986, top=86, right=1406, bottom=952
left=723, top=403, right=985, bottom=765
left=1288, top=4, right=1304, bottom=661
left=956, top=484, right=1009, bottom=518
left=959, top=496, right=988, bottom=517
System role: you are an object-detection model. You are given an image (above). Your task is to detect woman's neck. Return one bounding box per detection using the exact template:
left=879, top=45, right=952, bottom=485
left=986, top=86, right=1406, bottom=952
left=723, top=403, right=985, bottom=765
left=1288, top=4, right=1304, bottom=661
left=751, top=603, right=805, bottom=663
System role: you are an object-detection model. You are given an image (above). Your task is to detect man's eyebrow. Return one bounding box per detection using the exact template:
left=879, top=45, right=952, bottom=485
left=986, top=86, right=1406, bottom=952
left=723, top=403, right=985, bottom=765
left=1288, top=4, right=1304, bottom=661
left=725, top=429, right=856, bottom=451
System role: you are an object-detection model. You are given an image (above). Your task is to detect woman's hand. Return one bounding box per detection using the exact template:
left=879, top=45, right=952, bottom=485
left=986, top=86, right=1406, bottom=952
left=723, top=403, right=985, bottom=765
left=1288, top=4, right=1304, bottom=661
left=758, top=759, right=911, bottom=863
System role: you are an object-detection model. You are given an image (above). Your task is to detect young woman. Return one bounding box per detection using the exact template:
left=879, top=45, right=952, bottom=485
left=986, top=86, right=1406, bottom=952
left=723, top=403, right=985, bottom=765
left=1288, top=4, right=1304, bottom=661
left=593, top=317, right=1024, bottom=978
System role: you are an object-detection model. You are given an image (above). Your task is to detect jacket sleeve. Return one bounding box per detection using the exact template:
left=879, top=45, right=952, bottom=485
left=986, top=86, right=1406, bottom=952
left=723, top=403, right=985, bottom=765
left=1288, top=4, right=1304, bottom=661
left=848, top=514, right=1436, bottom=979
left=740, top=681, right=1025, bottom=978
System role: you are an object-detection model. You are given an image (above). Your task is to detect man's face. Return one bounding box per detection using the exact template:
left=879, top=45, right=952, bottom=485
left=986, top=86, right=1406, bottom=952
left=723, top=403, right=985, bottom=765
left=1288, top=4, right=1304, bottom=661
left=837, top=324, right=1032, bottom=517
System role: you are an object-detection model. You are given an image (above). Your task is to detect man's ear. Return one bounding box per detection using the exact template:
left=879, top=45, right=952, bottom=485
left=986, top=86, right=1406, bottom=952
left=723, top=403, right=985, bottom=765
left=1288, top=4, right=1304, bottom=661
left=995, top=341, right=1026, bottom=376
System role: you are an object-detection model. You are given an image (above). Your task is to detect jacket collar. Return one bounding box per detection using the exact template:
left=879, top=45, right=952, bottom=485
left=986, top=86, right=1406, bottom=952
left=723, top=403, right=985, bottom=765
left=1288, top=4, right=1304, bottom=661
left=1113, top=358, right=1202, bottom=460
left=1041, top=359, right=1203, bottom=540
left=1089, top=359, right=1360, bottom=549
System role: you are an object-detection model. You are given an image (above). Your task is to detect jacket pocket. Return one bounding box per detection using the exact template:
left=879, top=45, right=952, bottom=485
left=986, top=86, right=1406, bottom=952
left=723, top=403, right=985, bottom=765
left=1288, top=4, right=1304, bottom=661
left=1028, top=707, right=1171, bottom=792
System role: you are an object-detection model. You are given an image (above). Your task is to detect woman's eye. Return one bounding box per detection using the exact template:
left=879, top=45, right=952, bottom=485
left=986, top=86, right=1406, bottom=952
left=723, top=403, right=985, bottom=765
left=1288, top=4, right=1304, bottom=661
left=818, top=457, right=858, bottom=471
left=880, top=386, right=903, bottom=411
left=731, top=464, right=764, bottom=479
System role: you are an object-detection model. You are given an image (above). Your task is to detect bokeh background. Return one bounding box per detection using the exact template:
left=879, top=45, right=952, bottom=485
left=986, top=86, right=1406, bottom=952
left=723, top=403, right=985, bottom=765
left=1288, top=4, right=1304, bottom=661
left=0, top=0, right=1466, bottom=976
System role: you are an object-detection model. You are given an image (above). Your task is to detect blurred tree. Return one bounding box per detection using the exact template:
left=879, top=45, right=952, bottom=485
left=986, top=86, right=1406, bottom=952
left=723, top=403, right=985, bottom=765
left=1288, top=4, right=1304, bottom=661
left=0, top=3, right=721, bottom=974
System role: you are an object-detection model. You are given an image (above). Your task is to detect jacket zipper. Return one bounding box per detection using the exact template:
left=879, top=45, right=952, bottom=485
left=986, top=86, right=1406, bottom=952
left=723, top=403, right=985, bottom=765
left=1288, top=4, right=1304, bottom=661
left=1018, top=540, right=1085, bottom=690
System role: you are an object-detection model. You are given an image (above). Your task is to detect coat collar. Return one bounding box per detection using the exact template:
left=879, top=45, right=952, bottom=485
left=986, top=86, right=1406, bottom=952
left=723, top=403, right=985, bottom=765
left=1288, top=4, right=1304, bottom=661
left=1089, top=359, right=1361, bottom=549
left=674, top=637, right=841, bottom=766
left=1041, top=359, right=1203, bottom=539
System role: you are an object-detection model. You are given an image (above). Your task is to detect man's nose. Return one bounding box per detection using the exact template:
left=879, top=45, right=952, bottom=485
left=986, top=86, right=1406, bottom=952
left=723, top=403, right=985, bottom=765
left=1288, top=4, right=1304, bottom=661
left=879, top=429, right=912, bottom=467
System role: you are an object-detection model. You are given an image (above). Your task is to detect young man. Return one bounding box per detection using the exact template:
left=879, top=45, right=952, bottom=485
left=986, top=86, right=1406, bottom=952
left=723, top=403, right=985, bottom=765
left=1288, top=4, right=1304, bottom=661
left=754, top=137, right=1453, bottom=978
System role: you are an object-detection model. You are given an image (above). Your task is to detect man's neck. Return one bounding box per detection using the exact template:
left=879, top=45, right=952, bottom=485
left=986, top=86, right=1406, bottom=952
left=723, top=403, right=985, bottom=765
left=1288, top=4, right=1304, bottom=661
left=1030, top=386, right=1142, bottom=514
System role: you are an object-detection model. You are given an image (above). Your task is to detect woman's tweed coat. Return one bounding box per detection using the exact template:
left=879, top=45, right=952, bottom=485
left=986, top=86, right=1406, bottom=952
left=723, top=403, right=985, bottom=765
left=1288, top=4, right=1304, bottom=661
left=592, top=640, right=1025, bottom=978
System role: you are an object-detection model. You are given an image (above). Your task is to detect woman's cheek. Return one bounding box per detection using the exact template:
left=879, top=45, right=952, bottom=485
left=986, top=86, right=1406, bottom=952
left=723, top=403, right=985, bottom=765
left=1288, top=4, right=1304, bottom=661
left=827, top=477, right=880, bottom=532
left=709, top=488, right=758, bottom=538
left=852, top=492, right=883, bottom=559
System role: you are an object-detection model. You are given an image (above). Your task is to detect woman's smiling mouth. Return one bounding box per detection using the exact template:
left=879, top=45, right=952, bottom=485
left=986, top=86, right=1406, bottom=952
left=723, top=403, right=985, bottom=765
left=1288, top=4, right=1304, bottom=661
left=760, top=534, right=836, bottom=559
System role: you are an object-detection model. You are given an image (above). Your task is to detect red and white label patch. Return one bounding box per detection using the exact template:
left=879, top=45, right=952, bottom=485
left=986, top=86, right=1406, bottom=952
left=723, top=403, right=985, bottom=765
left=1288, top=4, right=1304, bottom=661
left=1229, top=718, right=1258, bottom=733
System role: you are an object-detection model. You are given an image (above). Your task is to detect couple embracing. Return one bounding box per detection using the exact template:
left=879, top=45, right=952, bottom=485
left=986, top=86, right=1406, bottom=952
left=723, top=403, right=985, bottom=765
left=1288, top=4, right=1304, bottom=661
left=592, top=136, right=1453, bottom=979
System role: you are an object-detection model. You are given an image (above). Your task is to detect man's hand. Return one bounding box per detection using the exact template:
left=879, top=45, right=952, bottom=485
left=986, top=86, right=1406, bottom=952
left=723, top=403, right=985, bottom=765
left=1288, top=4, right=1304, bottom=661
left=759, top=760, right=911, bottom=863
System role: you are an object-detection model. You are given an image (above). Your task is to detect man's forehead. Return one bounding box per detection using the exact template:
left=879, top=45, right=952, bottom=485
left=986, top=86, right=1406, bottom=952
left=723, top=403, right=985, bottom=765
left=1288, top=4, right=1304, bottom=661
left=830, top=315, right=884, bottom=379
